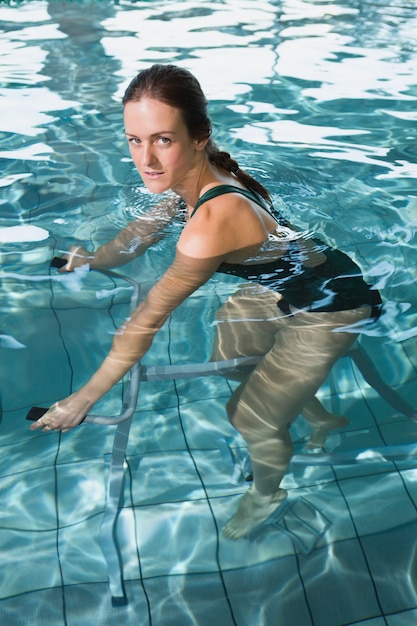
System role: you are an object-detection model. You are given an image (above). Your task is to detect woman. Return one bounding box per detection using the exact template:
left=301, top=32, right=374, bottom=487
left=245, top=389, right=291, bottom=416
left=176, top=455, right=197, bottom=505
left=31, top=64, right=379, bottom=539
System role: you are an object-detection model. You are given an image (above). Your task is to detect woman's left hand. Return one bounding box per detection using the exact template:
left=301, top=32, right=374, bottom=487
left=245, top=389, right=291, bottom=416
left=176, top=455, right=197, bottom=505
left=29, top=391, right=92, bottom=433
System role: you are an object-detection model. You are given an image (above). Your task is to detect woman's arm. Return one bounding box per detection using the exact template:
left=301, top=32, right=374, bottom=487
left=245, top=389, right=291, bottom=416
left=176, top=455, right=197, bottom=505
left=30, top=249, right=223, bottom=431
left=62, top=196, right=181, bottom=271
left=31, top=193, right=266, bottom=432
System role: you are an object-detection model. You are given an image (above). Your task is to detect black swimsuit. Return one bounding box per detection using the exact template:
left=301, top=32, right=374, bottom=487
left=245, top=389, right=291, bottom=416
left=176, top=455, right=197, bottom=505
left=191, top=185, right=382, bottom=318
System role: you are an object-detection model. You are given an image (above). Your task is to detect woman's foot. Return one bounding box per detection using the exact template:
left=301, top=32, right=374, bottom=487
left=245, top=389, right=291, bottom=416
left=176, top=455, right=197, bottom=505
left=223, top=486, right=288, bottom=540
left=306, top=414, right=350, bottom=450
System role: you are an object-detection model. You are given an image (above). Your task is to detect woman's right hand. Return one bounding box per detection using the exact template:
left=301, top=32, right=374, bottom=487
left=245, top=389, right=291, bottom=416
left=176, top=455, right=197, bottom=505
left=59, top=245, right=94, bottom=272
left=29, top=390, right=93, bottom=433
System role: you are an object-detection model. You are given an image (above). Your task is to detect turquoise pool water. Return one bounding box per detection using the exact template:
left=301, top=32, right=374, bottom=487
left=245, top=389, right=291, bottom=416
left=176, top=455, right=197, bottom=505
left=1, top=1, right=417, bottom=624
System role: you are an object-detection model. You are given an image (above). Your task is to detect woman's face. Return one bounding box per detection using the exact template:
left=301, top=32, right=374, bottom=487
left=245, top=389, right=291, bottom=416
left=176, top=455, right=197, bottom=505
left=124, top=96, right=206, bottom=195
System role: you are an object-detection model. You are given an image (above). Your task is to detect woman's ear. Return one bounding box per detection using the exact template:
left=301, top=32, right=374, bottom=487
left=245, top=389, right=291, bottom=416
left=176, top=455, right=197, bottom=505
left=194, top=136, right=209, bottom=151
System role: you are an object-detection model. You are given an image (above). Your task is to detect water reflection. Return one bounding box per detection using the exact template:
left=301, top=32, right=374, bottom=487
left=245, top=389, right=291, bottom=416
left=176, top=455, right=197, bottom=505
left=0, top=0, right=415, bottom=466
left=0, top=1, right=416, bottom=616
left=102, top=0, right=279, bottom=101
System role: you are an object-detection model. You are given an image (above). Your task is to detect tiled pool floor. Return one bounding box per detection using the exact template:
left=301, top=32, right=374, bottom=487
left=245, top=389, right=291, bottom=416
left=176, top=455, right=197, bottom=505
left=1, top=420, right=417, bottom=626
left=1, top=271, right=417, bottom=625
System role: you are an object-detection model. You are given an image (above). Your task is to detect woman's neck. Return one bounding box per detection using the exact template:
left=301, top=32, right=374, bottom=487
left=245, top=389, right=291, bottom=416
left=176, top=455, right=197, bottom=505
left=177, top=160, right=240, bottom=212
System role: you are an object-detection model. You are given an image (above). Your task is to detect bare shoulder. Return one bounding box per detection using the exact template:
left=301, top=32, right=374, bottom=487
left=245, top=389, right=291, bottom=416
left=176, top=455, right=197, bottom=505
left=178, top=192, right=270, bottom=258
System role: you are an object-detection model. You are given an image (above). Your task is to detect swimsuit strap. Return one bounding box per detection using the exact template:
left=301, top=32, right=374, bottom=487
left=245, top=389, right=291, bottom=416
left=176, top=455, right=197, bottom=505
left=190, top=184, right=271, bottom=218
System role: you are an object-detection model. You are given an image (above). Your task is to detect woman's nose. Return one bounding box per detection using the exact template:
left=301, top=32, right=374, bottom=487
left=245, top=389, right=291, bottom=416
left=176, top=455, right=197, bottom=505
left=142, top=144, right=156, bottom=166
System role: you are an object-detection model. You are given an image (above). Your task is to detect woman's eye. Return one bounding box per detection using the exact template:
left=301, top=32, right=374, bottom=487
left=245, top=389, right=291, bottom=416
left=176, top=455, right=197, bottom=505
left=157, top=136, right=171, bottom=145
left=128, top=137, right=140, bottom=145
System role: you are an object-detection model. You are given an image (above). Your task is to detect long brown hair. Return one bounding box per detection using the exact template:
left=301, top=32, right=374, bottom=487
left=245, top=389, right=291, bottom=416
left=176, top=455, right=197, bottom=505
left=123, top=64, right=272, bottom=204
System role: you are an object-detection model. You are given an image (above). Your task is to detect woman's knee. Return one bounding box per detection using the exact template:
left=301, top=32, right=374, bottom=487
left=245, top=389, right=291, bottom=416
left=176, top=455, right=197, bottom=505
left=226, top=394, right=255, bottom=440
left=226, top=392, right=284, bottom=443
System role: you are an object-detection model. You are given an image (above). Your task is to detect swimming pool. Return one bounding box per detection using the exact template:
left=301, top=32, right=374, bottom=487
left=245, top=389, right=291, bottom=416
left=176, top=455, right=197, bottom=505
left=1, top=0, right=417, bottom=624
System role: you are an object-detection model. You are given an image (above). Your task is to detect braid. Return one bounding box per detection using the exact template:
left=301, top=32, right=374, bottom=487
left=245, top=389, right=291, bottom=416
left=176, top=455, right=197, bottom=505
left=205, top=140, right=271, bottom=204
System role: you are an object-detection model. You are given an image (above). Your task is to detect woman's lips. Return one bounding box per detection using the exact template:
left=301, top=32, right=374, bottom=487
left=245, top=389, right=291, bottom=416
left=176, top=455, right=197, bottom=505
left=144, top=170, right=164, bottom=179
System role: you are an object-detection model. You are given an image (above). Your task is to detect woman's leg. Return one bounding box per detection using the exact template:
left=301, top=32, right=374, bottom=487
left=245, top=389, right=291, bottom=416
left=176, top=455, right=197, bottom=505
left=212, top=287, right=355, bottom=448
left=301, top=396, right=350, bottom=450
left=211, top=285, right=282, bottom=362
left=222, top=305, right=371, bottom=539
